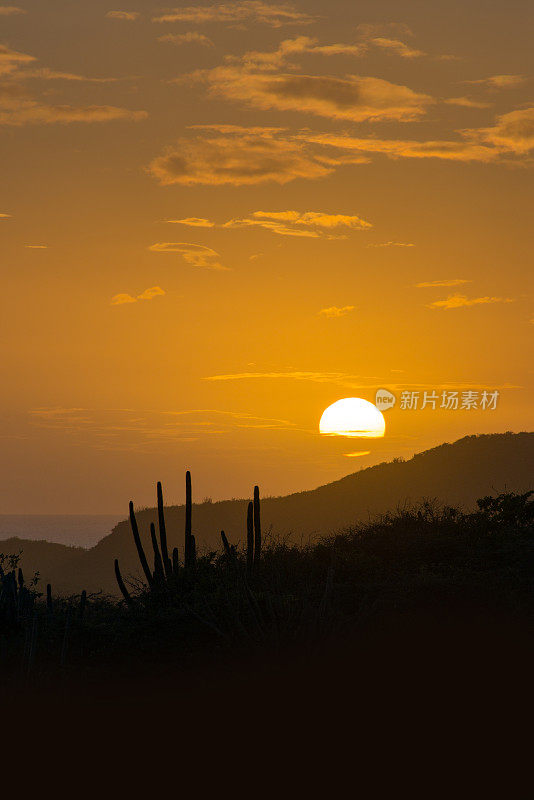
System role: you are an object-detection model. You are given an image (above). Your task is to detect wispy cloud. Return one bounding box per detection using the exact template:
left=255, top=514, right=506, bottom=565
left=28, top=406, right=295, bottom=451
left=343, top=451, right=371, bottom=458
left=149, top=242, right=230, bottom=270
left=416, top=279, right=470, bottom=288
left=25, top=244, right=48, bottom=249
left=0, top=45, right=147, bottom=125
left=166, top=217, right=215, bottom=227
left=318, top=305, right=355, bottom=318
left=369, top=37, right=424, bottom=58
left=168, top=209, right=371, bottom=238
left=105, top=11, right=140, bottom=21
left=148, top=126, right=343, bottom=187
left=111, top=286, right=165, bottom=305
left=203, top=371, right=375, bottom=389
left=158, top=32, right=214, bottom=46
left=464, top=106, right=534, bottom=155
left=190, top=64, right=434, bottom=123
left=428, top=294, right=514, bottom=310
left=0, top=212, right=12, bottom=219
left=227, top=36, right=365, bottom=72
left=444, top=96, right=492, bottom=109
left=0, top=100, right=147, bottom=126
left=0, top=6, right=26, bottom=15
left=462, top=74, right=526, bottom=89
left=368, top=241, right=414, bottom=248
left=152, top=2, right=316, bottom=27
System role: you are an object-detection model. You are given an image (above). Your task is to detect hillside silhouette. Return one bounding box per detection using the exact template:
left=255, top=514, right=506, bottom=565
left=6, top=432, right=533, bottom=596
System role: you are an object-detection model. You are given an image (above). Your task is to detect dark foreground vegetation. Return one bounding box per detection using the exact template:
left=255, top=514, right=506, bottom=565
left=1, top=477, right=533, bottom=704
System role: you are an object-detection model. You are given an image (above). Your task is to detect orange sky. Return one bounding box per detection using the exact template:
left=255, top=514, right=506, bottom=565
left=1, top=0, right=533, bottom=512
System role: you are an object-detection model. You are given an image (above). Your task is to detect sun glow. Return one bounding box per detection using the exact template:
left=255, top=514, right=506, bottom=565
left=319, top=398, right=386, bottom=438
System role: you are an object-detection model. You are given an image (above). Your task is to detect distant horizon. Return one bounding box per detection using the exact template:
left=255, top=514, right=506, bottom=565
left=1, top=430, right=531, bottom=516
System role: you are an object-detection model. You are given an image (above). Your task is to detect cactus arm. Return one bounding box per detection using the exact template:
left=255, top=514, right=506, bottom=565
left=172, top=547, right=180, bottom=575
left=246, top=501, right=254, bottom=574
left=79, top=590, right=87, bottom=619
left=253, top=485, right=261, bottom=567
left=150, top=522, right=165, bottom=582
left=46, top=583, right=53, bottom=614
left=114, top=559, right=133, bottom=605
left=129, top=501, right=153, bottom=586
left=184, top=470, right=196, bottom=570
left=220, top=530, right=232, bottom=556
left=157, top=482, right=173, bottom=579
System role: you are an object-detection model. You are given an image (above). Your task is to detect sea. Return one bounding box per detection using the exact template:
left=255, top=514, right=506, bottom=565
left=0, top=515, right=124, bottom=549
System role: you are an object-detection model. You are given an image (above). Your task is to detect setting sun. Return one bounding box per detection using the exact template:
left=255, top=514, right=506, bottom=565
left=319, top=398, right=386, bottom=438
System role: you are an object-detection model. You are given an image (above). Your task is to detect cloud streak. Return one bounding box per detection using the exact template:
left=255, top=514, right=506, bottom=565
left=149, top=242, right=230, bottom=270
left=111, top=286, right=165, bottom=305
left=105, top=11, right=140, bottom=21
left=0, top=6, right=25, bottom=15
left=148, top=126, right=343, bottom=186
left=191, top=65, right=434, bottom=123
left=158, top=32, right=214, bottom=46
left=428, top=294, right=514, bottom=310
left=318, top=305, right=355, bottom=318
left=416, top=279, right=470, bottom=288
left=152, top=2, right=316, bottom=27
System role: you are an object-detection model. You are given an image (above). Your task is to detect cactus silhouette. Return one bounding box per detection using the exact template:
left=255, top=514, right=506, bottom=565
left=129, top=501, right=153, bottom=587
left=114, top=471, right=263, bottom=601
left=184, top=470, right=196, bottom=571
left=157, top=481, right=173, bottom=579
left=114, top=559, right=133, bottom=605
left=253, top=485, right=262, bottom=568
left=246, top=501, right=254, bottom=575
left=150, top=522, right=165, bottom=583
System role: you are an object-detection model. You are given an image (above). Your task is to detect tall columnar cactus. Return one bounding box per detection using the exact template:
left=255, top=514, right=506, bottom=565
left=46, top=583, right=53, bottom=615
left=150, top=522, right=165, bottom=583
left=172, top=547, right=179, bottom=575
left=114, top=559, right=133, bottom=605
left=157, top=481, right=173, bottom=579
left=79, top=589, right=87, bottom=619
left=246, top=501, right=254, bottom=575
left=129, top=501, right=153, bottom=587
left=184, top=470, right=196, bottom=571
left=253, top=485, right=262, bottom=568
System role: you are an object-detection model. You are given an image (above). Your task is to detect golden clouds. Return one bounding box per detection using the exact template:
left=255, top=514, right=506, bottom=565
left=428, top=294, right=514, bottom=310
left=111, top=286, right=165, bottom=305
left=367, top=241, right=414, bottom=248
left=0, top=6, right=25, bottom=15
left=0, top=212, right=12, bottom=219
left=466, top=107, right=534, bottom=154
left=152, top=2, right=316, bottom=27
left=147, top=126, right=336, bottom=186
left=416, top=279, right=470, bottom=288
left=370, top=37, right=424, bottom=58
left=463, top=74, right=526, bottom=89
left=167, top=209, right=372, bottom=237
left=194, top=66, right=434, bottom=122
left=105, top=11, right=140, bottom=21
left=167, top=217, right=215, bottom=227
left=148, top=242, right=230, bottom=270
left=0, top=45, right=146, bottom=125
left=158, top=32, right=214, bottom=46
left=318, top=305, right=355, bottom=318
left=0, top=45, right=35, bottom=76
left=0, top=100, right=147, bottom=125
left=225, top=210, right=371, bottom=237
